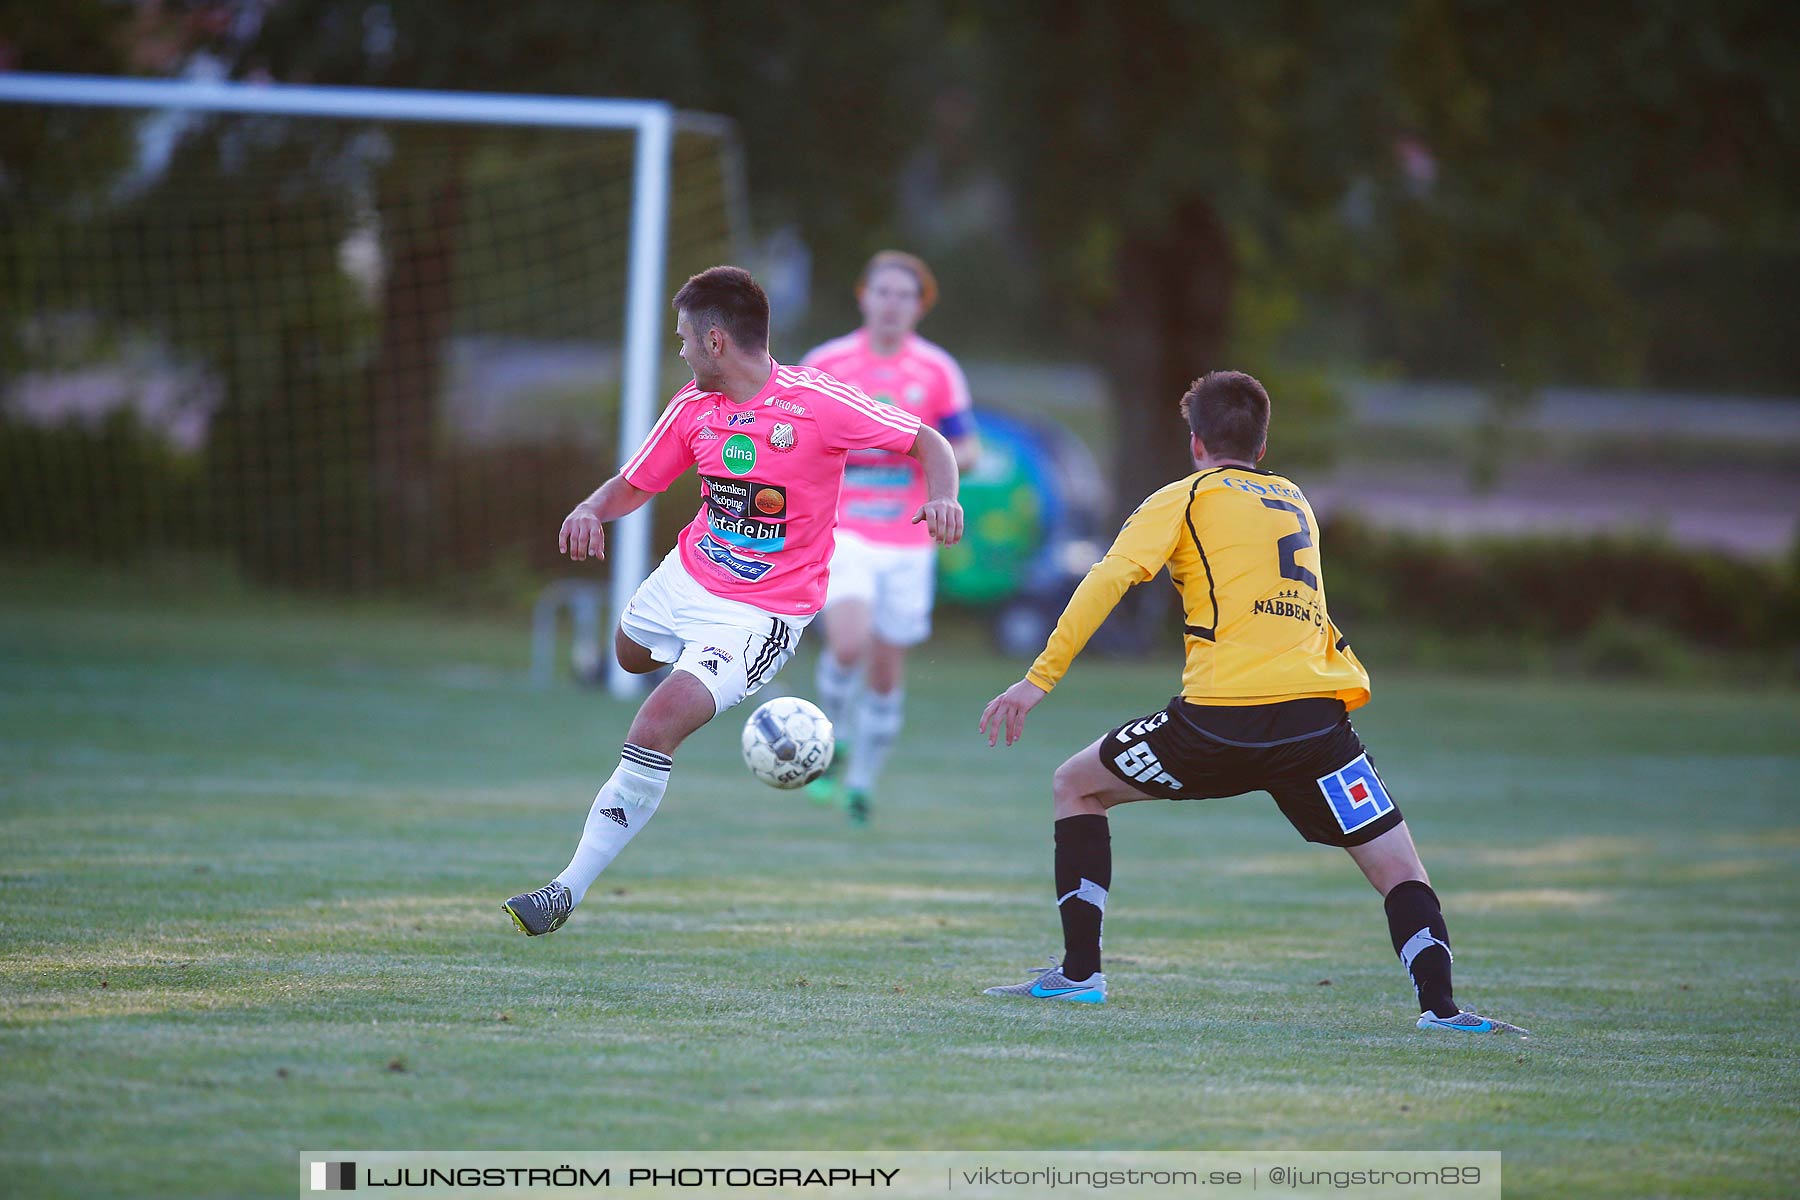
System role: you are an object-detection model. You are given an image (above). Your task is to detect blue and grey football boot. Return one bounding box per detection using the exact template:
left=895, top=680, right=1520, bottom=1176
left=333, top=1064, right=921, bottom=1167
left=1416, top=1009, right=1529, bottom=1035
left=982, top=961, right=1106, bottom=1004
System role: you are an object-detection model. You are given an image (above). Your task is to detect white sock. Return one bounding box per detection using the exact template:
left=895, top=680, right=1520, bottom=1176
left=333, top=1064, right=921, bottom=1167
left=814, top=650, right=862, bottom=737
left=845, top=687, right=903, bottom=793
left=553, top=743, right=672, bottom=905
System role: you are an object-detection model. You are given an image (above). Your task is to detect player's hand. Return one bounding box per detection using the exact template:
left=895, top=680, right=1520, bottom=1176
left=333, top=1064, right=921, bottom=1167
left=980, top=678, right=1047, bottom=748
left=559, top=503, right=605, bottom=562
left=911, top=497, right=964, bottom=546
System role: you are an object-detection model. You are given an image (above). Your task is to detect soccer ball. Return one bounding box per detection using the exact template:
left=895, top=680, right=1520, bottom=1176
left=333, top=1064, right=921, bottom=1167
left=741, top=696, right=834, bottom=790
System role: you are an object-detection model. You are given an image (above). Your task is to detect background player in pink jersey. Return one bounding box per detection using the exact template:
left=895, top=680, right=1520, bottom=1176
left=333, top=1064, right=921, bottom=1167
left=801, top=252, right=981, bottom=824
left=503, top=267, right=964, bottom=936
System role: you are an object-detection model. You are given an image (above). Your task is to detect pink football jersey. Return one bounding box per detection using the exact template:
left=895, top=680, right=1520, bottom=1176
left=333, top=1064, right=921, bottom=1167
left=622, top=361, right=922, bottom=615
left=802, top=331, right=974, bottom=547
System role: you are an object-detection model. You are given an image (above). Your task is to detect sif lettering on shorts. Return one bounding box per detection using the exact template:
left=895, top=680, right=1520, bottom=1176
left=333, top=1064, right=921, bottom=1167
left=1112, top=712, right=1183, bottom=789
left=1316, top=753, right=1394, bottom=834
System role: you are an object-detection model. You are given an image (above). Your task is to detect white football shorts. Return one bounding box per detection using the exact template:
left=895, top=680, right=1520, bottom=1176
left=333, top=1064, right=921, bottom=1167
left=619, top=549, right=813, bottom=715
left=823, top=529, right=938, bottom=647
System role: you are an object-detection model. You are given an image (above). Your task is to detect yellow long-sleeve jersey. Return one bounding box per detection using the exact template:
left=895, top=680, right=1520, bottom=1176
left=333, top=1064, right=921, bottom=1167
left=1026, top=466, right=1370, bottom=709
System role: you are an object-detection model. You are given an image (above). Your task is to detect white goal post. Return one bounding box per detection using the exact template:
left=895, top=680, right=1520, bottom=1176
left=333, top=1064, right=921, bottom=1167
left=0, top=71, right=683, bottom=697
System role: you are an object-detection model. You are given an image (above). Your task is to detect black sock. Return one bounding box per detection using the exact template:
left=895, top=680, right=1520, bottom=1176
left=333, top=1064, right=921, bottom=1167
left=1054, top=814, right=1111, bottom=980
left=1384, top=880, right=1457, bottom=1019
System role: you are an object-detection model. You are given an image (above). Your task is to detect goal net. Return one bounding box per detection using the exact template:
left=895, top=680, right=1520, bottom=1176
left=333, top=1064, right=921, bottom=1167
left=0, top=78, right=737, bottom=598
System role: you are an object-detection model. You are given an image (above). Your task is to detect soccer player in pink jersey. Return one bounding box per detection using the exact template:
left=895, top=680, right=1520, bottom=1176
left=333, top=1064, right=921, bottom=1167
left=503, top=266, right=964, bottom=936
left=800, top=252, right=980, bottom=825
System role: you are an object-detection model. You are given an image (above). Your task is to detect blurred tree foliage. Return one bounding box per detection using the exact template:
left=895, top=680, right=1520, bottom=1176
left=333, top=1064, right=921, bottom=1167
left=237, top=0, right=1799, bottom=501
left=977, top=2, right=1407, bottom=491
left=4, top=0, right=1795, bottom=583
left=979, top=0, right=1798, bottom=494
left=1380, top=1, right=1798, bottom=386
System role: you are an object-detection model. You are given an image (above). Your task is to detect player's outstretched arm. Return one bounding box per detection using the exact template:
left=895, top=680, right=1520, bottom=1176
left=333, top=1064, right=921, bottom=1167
left=558, top=474, right=653, bottom=562
left=980, top=678, right=1047, bottom=747
left=907, top=425, right=964, bottom=545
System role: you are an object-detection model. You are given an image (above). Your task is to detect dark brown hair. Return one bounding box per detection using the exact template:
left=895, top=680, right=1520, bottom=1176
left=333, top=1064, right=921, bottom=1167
left=1179, top=370, right=1270, bottom=461
left=672, top=266, right=769, bottom=351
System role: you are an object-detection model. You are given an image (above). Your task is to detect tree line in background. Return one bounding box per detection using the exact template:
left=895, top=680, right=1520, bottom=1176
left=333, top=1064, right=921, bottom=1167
left=2, top=0, right=1796, bottom=625
left=228, top=0, right=1800, bottom=488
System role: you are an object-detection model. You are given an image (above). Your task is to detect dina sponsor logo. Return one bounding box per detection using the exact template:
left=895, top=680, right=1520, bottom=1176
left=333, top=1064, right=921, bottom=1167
left=721, top=434, right=757, bottom=475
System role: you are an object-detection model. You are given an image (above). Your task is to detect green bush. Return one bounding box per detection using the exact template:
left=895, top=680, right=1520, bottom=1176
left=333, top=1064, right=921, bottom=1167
left=0, top=408, right=605, bottom=595
left=1572, top=613, right=1698, bottom=680
left=1322, top=515, right=1798, bottom=654
left=0, top=410, right=207, bottom=559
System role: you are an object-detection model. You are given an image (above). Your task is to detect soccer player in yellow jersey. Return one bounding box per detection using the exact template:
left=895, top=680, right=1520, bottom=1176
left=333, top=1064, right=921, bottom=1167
left=978, top=370, right=1524, bottom=1034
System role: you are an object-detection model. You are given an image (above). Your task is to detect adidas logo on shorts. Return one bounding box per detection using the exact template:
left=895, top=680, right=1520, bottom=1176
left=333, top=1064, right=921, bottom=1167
left=699, top=659, right=720, bottom=675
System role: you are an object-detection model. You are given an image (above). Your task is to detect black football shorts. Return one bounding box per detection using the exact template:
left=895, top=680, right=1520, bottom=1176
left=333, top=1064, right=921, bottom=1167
left=1098, top=697, right=1404, bottom=847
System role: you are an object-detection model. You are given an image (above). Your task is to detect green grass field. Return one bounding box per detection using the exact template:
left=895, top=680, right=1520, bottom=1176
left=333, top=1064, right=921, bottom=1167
left=2, top=575, right=1797, bottom=1198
